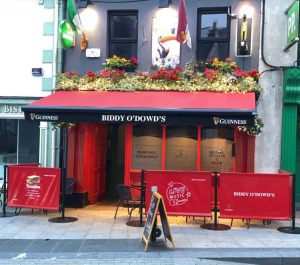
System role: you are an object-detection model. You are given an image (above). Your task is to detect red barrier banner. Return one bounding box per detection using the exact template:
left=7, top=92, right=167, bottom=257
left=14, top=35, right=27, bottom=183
left=145, top=171, right=212, bottom=217
left=7, top=166, right=61, bottom=210
left=219, top=172, right=292, bottom=220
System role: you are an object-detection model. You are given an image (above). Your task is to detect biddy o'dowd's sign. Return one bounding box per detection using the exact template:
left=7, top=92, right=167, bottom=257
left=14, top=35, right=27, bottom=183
left=219, top=172, right=292, bottom=220
left=101, top=114, right=166, bottom=123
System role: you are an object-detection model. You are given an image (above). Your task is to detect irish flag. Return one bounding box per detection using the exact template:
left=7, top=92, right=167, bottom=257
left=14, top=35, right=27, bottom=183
left=67, top=0, right=83, bottom=33
left=176, top=0, right=192, bottom=49
left=67, top=0, right=87, bottom=50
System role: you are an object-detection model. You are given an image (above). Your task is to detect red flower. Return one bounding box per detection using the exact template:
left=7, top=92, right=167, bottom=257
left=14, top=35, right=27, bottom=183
left=130, top=57, right=138, bottom=65
left=64, top=71, right=78, bottom=77
left=249, top=69, right=260, bottom=79
left=70, top=71, right=78, bottom=76
left=233, top=68, right=249, bottom=78
left=204, top=68, right=220, bottom=81
left=87, top=70, right=96, bottom=79
left=99, top=69, right=125, bottom=78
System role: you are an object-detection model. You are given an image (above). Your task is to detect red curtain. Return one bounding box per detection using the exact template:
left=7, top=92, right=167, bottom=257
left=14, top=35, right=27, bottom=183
left=235, top=130, right=255, bottom=172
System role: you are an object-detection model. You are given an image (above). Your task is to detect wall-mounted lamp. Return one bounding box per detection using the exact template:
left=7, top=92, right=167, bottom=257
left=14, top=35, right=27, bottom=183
left=236, top=14, right=252, bottom=56
left=77, top=0, right=93, bottom=9
left=159, top=0, right=170, bottom=8
left=227, top=7, right=238, bottom=19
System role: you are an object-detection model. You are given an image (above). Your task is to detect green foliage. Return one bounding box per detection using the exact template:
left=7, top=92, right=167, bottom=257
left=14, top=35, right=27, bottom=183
left=238, top=116, right=264, bottom=136
left=56, top=58, right=262, bottom=94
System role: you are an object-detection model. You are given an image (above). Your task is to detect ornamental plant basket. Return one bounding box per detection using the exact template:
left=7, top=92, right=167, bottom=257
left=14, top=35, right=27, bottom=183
left=103, top=55, right=138, bottom=72
left=56, top=57, right=264, bottom=133
left=57, top=57, right=262, bottom=94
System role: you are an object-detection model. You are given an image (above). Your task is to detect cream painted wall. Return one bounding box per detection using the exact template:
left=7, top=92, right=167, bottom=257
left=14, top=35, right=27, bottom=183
left=256, top=0, right=297, bottom=173
left=0, top=0, right=54, bottom=97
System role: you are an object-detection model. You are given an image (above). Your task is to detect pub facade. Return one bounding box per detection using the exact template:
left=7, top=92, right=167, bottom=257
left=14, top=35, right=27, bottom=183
left=22, top=0, right=295, bottom=206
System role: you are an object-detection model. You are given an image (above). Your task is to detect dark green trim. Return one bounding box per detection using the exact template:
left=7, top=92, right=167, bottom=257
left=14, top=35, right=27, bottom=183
left=282, top=68, right=300, bottom=202
left=281, top=104, right=297, bottom=173
left=283, top=67, right=300, bottom=103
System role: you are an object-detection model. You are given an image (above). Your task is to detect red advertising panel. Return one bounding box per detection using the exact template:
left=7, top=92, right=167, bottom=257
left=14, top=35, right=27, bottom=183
left=7, top=166, right=61, bottom=210
left=145, top=171, right=212, bottom=217
left=219, top=172, right=292, bottom=220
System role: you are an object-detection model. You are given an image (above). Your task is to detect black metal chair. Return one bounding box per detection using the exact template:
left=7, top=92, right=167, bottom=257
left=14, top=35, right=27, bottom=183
left=114, top=184, right=143, bottom=220
left=0, top=182, right=7, bottom=206
left=65, top=178, right=76, bottom=208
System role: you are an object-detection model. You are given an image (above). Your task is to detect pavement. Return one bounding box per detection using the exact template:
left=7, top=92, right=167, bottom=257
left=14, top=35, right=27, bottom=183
left=0, top=202, right=300, bottom=264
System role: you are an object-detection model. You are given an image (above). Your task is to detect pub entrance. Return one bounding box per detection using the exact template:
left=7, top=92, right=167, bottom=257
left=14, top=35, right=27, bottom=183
left=66, top=123, right=126, bottom=207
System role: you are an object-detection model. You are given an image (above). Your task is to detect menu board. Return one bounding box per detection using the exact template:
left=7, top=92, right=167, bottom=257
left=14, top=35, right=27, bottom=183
left=158, top=197, right=173, bottom=246
left=142, top=192, right=175, bottom=251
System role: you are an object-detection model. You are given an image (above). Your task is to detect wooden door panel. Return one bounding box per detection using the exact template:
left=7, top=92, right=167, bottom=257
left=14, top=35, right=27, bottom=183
left=89, top=125, right=107, bottom=204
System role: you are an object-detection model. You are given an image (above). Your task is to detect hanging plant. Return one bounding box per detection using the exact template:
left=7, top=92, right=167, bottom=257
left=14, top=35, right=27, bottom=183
left=237, top=115, right=264, bottom=136
left=56, top=58, right=262, bottom=94
left=52, top=122, right=77, bottom=130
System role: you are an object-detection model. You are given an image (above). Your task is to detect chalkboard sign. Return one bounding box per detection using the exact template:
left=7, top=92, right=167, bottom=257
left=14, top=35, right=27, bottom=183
left=142, top=192, right=175, bottom=251
left=158, top=197, right=174, bottom=246
left=142, top=192, right=160, bottom=251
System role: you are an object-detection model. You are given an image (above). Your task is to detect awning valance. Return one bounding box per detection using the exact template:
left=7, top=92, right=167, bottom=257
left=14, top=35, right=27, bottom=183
left=22, top=91, right=256, bottom=126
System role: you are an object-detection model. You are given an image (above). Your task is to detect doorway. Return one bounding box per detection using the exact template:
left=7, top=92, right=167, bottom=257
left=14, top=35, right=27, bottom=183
left=296, top=112, right=300, bottom=201
left=67, top=123, right=126, bottom=206
left=105, top=125, right=126, bottom=199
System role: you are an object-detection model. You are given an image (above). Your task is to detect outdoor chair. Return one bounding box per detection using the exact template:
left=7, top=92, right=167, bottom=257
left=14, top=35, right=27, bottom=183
left=64, top=178, right=76, bottom=208
left=0, top=182, right=7, bottom=206
left=114, top=184, right=143, bottom=221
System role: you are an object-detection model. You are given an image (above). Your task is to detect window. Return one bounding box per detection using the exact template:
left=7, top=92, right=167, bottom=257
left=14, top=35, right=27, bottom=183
left=108, top=10, right=138, bottom=59
left=166, top=126, right=197, bottom=171
left=0, top=119, right=39, bottom=179
left=200, top=127, right=234, bottom=172
left=0, top=120, right=17, bottom=165
left=197, top=8, right=230, bottom=61
left=131, top=125, right=162, bottom=170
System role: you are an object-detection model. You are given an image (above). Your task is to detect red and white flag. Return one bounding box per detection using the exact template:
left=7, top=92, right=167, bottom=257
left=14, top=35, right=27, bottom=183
left=176, top=0, right=192, bottom=49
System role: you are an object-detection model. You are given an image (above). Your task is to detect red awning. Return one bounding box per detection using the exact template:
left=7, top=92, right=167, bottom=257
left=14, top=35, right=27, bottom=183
left=22, top=91, right=256, bottom=126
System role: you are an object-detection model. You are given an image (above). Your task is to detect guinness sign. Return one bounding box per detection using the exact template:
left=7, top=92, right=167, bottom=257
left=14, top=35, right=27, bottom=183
left=30, top=113, right=58, bottom=121
left=213, top=117, right=247, bottom=126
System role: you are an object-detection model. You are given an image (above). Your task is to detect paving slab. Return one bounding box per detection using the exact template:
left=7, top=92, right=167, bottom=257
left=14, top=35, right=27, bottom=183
left=0, top=204, right=300, bottom=264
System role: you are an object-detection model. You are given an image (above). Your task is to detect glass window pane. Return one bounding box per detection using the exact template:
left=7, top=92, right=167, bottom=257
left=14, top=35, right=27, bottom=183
left=201, top=128, right=234, bottom=172
left=110, top=15, right=137, bottom=39
left=131, top=125, right=162, bottom=170
left=198, top=42, right=229, bottom=61
left=18, top=120, right=39, bottom=164
left=108, top=43, right=137, bottom=58
left=201, top=13, right=228, bottom=38
left=0, top=119, right=17, bottom=166
left=166, top=126, right=197, bottom=171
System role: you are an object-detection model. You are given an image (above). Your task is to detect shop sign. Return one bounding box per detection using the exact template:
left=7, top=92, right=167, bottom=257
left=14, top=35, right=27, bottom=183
left=286, top=0, right=299, bottom=48
left=145, top=171, right=212, bottom=217
left=213, top=116, right=247, bottom=125
left=219, top=172, right=292, bottom=220
left=24, top=111, right=254, bottom=126
left=7, top=165, right=61, bottom=210
left=60, top=20, right=75, bottom=49
left=152, top=16, right=180, bottom=68
left=201, top=139, right=234, bottom=172
left=100, top=114, right=166, bottom=123
left=29, top=113, right=59, bottom=121
left=0, top=105, right=22, bottom=114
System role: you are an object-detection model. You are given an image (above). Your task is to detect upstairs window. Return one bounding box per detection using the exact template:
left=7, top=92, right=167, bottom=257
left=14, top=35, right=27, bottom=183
left=197, top=8, right=230, bottom=61
left=108, top=10, right=138, bottom=59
